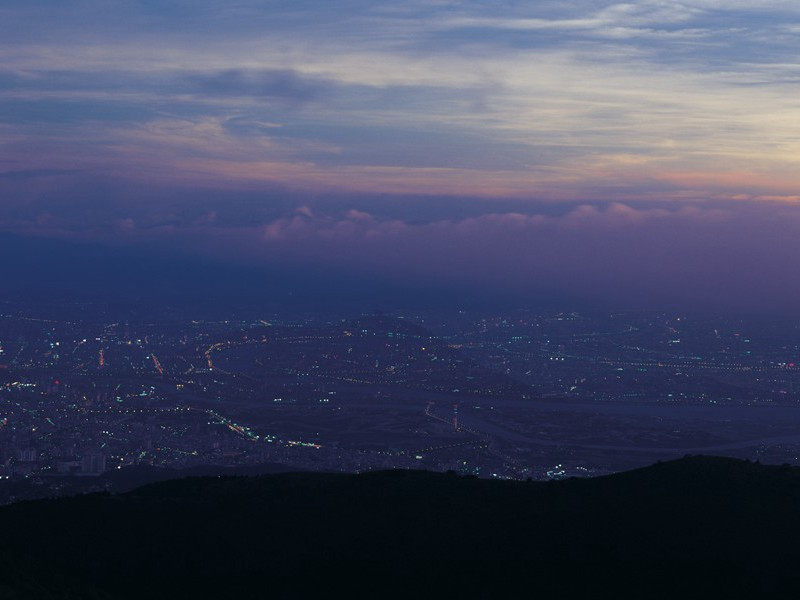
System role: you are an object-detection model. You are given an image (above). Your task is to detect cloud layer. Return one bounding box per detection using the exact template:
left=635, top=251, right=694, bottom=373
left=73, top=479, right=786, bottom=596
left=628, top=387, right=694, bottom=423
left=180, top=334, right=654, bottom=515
left=1, top=178, right=796, bottom=309
left=2, top=2, right=800, bottom=309
left=2, top=1, right=800, bottom=199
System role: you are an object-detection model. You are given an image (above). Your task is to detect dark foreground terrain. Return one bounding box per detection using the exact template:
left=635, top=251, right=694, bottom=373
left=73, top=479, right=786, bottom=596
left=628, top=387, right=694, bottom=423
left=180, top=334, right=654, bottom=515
left=2, top=456, right=800, bottom=598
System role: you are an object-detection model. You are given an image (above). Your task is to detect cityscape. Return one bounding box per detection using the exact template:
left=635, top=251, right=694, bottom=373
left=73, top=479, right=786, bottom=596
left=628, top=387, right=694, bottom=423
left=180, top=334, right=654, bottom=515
left=6, top=1, right=800, bottom=594
left=4, top=301, right=800, bottom=503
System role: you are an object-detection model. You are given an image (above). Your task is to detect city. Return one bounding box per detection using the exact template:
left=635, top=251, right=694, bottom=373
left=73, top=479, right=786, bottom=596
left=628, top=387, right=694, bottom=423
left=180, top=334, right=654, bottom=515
left=4, top=302, right=800, bottom=503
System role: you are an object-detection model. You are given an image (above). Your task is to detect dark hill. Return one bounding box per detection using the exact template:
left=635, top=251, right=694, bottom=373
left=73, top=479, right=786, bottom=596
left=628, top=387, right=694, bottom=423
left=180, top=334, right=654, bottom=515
left=1, top=456, right=800, bottom=598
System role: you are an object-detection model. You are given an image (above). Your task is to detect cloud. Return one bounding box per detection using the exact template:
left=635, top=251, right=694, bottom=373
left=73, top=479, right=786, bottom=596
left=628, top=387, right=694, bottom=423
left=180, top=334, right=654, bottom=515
left=182, top=69, right=332, bottom=104
left=3, top=0, right=800, bottom=201
left=2, top=0, right=800, bottom=313
left=259, top=201, right=727, bottom=244
left=235, top=199, right=793, bottom=310
left=0, top=168, right=796, bottom=310
left=0, top=168, right=78, bottom=180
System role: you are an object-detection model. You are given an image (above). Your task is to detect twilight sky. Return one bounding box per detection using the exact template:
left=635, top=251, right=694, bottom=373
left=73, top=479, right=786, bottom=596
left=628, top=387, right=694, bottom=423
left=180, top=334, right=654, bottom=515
left=2, top=1, right=800, bottom=310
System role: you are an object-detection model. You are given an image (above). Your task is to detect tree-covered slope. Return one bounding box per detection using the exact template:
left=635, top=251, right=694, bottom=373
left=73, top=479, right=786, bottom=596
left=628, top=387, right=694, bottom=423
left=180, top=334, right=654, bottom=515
left=1, top=456, right=799, bottom=599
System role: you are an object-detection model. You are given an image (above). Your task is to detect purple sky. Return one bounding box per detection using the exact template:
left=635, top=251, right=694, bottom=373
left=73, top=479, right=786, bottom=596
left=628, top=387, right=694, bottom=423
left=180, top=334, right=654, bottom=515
left=2, top=1, right=800, bottom=310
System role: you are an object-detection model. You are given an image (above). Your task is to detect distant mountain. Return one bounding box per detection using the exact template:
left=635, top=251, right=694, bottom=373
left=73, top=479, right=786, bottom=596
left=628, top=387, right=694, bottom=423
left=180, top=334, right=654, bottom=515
left=1, top=456, right=799, bottom=598
left=0, top=463, right=306, bottom=505
left=100, top=461, right=308, bottom=493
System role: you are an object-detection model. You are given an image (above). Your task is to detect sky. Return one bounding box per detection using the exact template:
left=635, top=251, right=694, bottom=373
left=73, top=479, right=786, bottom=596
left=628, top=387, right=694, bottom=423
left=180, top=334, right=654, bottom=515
left=2, top=1, right=800, bottom=311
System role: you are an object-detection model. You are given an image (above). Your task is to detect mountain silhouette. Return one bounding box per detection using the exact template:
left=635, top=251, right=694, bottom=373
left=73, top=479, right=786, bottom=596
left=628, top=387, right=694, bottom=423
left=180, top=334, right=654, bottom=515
left=1, top=455, right=798, bottom=598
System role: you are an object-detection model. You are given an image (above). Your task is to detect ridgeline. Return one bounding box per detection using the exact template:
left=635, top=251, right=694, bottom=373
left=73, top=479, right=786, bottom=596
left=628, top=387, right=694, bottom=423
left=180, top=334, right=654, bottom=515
left=1, top=456, right=799, bottom=598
